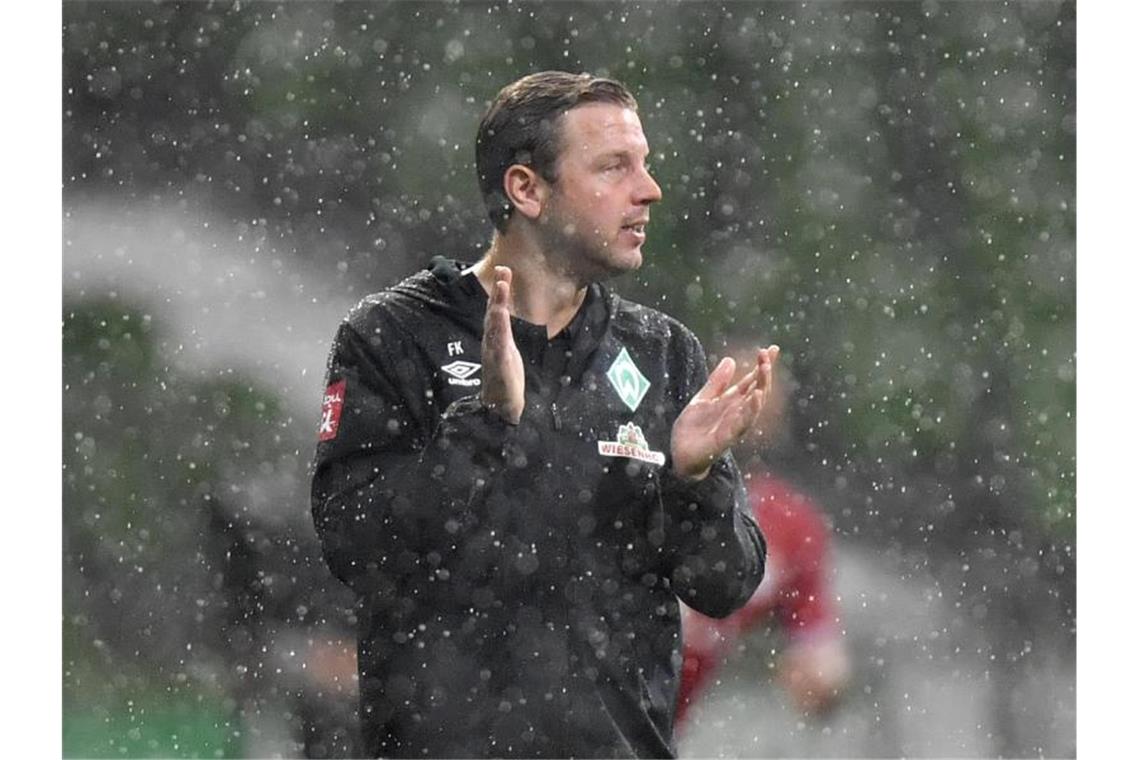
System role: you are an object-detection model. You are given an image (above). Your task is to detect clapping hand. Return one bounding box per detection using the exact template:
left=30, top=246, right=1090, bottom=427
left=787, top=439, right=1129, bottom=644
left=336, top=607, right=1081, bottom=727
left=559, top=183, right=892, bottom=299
left=670, top=345, right=780, bottom=480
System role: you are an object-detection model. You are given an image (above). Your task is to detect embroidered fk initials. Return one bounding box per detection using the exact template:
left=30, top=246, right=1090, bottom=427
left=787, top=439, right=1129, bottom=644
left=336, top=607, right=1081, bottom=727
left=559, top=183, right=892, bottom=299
left=447, top=341, right=464, bottom=356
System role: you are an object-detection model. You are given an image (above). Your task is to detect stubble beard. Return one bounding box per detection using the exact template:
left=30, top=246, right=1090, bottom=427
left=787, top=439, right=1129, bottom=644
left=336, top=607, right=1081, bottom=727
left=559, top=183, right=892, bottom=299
left=539, top=199, right=642, bottom=284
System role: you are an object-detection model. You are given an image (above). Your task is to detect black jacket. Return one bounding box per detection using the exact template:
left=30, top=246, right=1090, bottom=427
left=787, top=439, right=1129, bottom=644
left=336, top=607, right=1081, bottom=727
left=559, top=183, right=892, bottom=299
left=311, top=257, right=766, bottom=758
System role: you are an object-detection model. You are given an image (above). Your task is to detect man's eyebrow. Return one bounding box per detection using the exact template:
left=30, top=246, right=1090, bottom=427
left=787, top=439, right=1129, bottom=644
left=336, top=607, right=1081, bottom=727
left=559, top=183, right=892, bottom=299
left=592, top=148, right=647, bottom=162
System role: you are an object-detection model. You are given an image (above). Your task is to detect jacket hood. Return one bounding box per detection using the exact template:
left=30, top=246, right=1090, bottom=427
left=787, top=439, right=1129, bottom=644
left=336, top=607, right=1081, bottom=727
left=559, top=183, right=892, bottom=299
left=380, top=255, right=487, bottom=333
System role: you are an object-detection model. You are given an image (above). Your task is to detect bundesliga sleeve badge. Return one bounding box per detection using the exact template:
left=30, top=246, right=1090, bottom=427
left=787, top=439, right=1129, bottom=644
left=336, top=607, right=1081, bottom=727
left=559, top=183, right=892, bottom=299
left=318, top=379, right=346, bottom=441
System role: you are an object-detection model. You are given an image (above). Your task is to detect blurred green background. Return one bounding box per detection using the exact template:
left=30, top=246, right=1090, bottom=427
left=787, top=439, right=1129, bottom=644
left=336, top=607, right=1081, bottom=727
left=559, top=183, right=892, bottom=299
left=63, top=2, right=1074, bottom=757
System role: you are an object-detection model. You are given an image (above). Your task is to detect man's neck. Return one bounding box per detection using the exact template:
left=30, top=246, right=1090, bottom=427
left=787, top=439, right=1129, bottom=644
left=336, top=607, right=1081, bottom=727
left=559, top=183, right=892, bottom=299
left=471, top=232, right=588, bottom=338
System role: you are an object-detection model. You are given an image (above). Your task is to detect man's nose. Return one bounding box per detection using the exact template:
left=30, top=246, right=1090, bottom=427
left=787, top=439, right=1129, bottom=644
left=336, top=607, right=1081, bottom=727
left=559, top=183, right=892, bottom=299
left=636, top=167, right=663, bottom=205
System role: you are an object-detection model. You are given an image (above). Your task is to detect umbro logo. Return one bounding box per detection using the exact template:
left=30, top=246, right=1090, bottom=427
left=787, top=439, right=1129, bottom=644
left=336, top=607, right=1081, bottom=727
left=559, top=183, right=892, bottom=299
left=441, top=360, right=482, bottom=387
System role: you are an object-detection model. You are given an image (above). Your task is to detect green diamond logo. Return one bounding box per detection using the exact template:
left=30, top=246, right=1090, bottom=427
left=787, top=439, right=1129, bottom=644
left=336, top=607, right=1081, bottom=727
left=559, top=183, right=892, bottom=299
left=606, top=347, right=651, bottom=412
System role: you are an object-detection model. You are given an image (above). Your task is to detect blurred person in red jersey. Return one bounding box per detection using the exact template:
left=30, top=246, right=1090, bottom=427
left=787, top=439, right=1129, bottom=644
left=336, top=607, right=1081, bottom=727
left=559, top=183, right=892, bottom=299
left=676, top=348, right=851, bottom=724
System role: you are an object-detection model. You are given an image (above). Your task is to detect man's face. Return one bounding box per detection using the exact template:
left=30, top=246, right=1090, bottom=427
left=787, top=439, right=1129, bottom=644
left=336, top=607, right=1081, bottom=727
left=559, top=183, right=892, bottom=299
left=538, top=103, right=662, bottom=279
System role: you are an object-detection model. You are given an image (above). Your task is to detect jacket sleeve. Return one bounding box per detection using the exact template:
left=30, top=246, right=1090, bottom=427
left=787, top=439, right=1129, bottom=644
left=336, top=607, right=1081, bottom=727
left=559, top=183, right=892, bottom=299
left=658, top=330, right=767, bottom=619
left=309, top=314, right=527, bottom=596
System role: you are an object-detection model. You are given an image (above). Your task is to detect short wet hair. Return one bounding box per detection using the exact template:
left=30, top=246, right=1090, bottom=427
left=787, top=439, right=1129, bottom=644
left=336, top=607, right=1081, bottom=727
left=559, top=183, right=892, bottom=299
left=475, top=71, right=639, bottom=233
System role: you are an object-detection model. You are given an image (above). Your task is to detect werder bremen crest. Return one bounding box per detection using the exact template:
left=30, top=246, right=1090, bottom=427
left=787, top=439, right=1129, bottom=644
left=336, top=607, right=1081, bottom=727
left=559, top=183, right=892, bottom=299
left=606, top=347, right=651, bottom=412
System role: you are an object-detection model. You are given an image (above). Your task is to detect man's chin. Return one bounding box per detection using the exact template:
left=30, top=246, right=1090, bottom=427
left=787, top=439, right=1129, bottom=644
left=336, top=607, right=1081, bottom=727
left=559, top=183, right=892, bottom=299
left=605, top=246, right=644, bottom=275
left=574, top=243, right=643, bottom=282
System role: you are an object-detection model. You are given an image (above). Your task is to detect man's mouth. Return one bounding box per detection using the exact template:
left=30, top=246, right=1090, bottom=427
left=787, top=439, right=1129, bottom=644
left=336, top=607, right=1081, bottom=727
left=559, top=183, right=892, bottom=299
left=621, top=219, right=649, bottom=235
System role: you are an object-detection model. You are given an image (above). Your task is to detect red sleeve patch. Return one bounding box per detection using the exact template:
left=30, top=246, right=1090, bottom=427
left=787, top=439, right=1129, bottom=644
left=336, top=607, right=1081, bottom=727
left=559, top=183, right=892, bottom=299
left=318, top=379, right=347, bottom=441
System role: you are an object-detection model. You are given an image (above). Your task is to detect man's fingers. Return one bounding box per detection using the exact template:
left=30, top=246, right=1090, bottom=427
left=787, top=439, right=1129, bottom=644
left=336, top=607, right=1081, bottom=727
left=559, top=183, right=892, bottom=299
left=673, top=342, right=782, bottom=477
left=695, top=356, right=736, bottom=401
left=483, top=266, right=514, bottom=349
left=483, top=296, right=504, bottom=348
left=480, top=265, right=526, bottom=423
left=485, top=266, right=513, bottom=317
left=755, top=344, right=780, bottom=392
left=712, top=388, right=763, bottom=451
left=756, top=356, right=772, bottom=393
left=493, top=266, right=513, bottom=306
left=729, top=344, right=779, bottom=397
left=762, top=344, right=780, bottom=371
left=695, top=343, right=780, bottom=405
left=730, top=363, right=761, bottom=398
left=746, top=385, right=765, bottom=423
left=706, top=389, right=760, bottom=454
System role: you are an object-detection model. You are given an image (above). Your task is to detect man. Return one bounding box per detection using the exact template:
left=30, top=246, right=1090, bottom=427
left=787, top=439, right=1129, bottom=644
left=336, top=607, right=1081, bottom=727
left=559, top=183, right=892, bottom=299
left=311, top=71, right=778, bottom=758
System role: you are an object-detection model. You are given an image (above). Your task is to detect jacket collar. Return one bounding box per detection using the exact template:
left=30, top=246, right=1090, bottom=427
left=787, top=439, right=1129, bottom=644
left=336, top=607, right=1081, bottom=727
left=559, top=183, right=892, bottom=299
left=426, top=255, right=611, bottom=381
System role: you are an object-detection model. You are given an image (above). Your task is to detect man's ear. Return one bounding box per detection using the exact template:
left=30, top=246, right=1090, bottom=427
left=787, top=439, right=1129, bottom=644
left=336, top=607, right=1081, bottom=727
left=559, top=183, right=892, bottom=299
left=502, top=164, right=549, bottom=221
